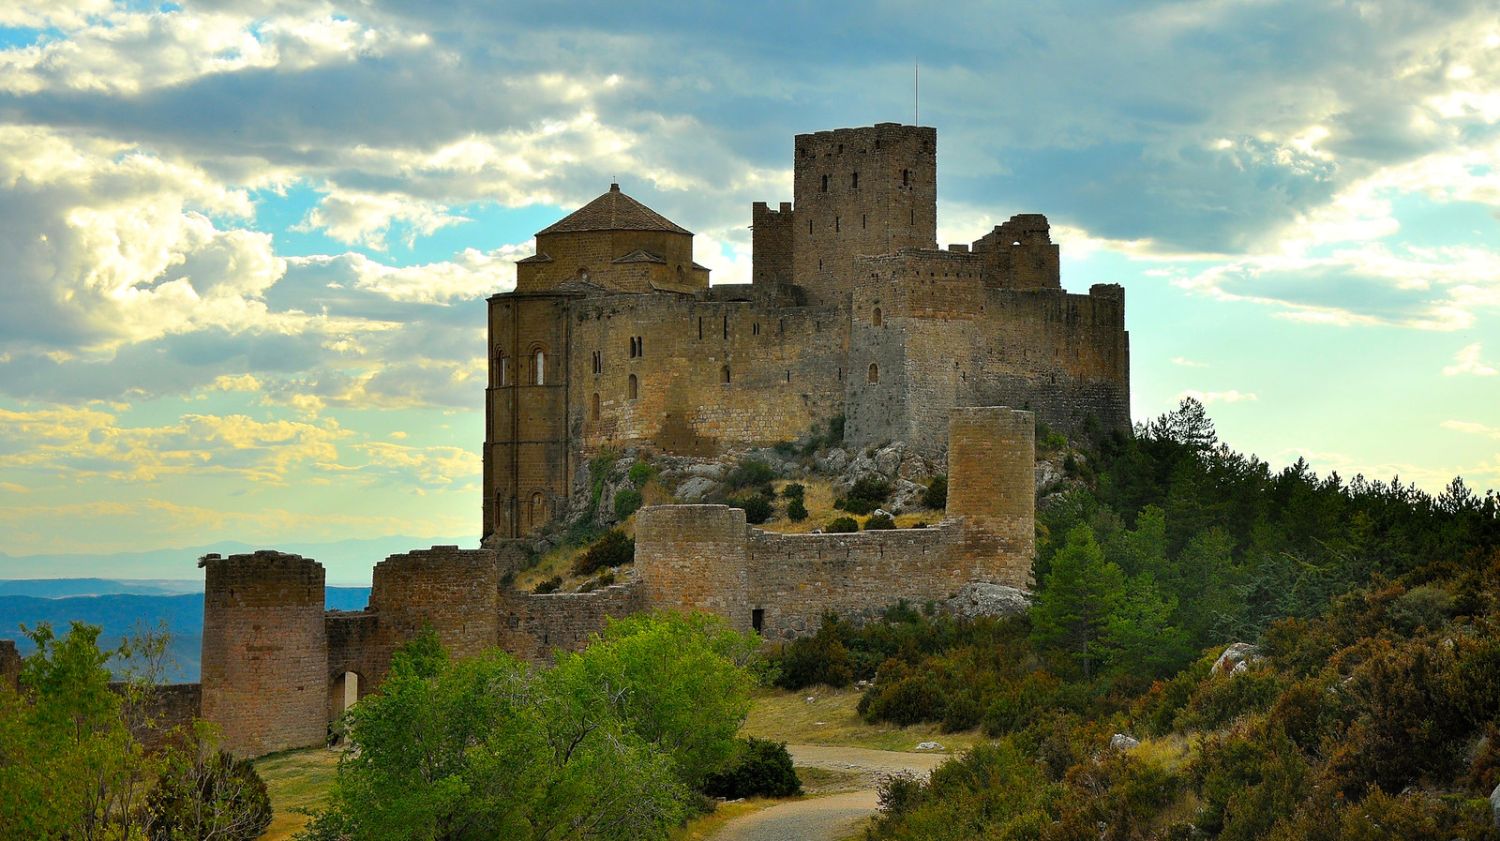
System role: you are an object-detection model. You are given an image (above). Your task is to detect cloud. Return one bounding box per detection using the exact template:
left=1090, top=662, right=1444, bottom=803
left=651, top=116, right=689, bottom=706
left=1171, top=356, right=1208, bottom=368
left=1443, top=343, right=1498, bottom=376
left=1178, top=389, right=1258, bottom=405
left=1442, top=420, right=1500, bottom=440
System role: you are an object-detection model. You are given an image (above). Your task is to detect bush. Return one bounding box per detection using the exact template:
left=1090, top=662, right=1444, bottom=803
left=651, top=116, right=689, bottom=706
left=782, top=483, right=806, bottom=500
left=848, top=475, right=892, bottom=507
left=627, top=461, right=655, bottom=488
left=533, top=576, right=562, bottom=594
left=864, top=513, right=896, bottom=530
left=726, top=458, right=777, bottom=490
left=732, top=493, right=773, bottom=525
left=613, top=488, right=644, bottom=520
left=146, top=748, right=272, bottom=841
left=826, top=516, right=860, bottom=533
left=701, top=738, right=802, bottom=799
left=787, top=497, right=808, bottom=522
left=573, top=530, right=634, bottom=576
left=923, top=475, right=947, bottom=510
left=839, top=497, right=877, bottom=515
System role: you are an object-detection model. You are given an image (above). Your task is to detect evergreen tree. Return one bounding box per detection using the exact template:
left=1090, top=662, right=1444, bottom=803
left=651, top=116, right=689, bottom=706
left=1031, top=525, right=1125, bottom=679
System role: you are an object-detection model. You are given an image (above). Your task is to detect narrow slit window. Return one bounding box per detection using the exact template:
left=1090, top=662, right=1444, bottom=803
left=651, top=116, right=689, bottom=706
left=591, top=393, right=600, bottom=421
left=720, top=365, right=731, bottom=385
left=698, top=316, right=703, bottom=340
left=723, top=314, right=728, bottom=339
left=628, top=374, right=638, bottom=400
left=532, top=349, right=545, bottom=385
left=902, top=168, right=910, bottom=186
left=499, top=355, right=509, bottom=387
left=851, top=171, right=859, bottom=189
left=835, top=216, right=840, bottom=233
left=868, top=363, right=879, bottom=383
left=820, top=174, right=829, bottom=192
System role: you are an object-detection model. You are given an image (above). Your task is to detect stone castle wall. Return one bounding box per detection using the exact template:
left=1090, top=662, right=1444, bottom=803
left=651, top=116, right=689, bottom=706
left=0, top=639, right=20, bottom=692
left=498, top=582, right=647, bottom=661
left=199, top=551, right=328, bottom=757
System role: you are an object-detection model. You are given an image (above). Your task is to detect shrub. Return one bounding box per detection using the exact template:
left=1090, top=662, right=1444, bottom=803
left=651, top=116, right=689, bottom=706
left=533, top=576, right=562, bottom=595
left=146, top=748, right=272, bottom=841
left=726, top=458, right=777, bottom=490
left=923, top=475, right=947, bottom=510
left=627, top=461, right=655, bottom=488
left=573, top=530, right=634, bottom=576
left=941, top=693, right=982, bottom=732
left=840, top=497, right=877, bottom=515
left=876, top=771, right=925, bottom=820
left=864, top=513, right=896, bottom=530
left=732, top=493, right=774, bottom=525
left=782, top=483, right=806, bottom=500
left=826, top=516, right=860, bottom=533
left=701, top=738, right=801, bottom=799
left=787, top=497, right=808, bottom=522
left=848, top=475, right=892, bottom=507
left=773, top=616, right=856, bottom=689
left=772, top=440, right=799, bottom=457
left=613, top=488, right=643, bottom=520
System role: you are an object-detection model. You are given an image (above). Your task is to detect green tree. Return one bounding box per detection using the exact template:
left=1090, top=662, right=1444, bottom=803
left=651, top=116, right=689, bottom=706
left=1031, top=525, right=1125, bottom=679
left=1103, top=573, right=1193, bottom=679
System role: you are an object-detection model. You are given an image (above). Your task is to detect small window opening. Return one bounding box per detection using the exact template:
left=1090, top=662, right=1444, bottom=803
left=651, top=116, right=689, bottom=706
left=532, top=349, right=545, bottom=385
left=723, top=314, right=728, bottom=339
left=778, top=318, right=785, bottom=334
left=868, top=363, right=879, bottom=383
left=720, top=365, right=731, bottom=385
left=628, top=374, right=638, bottom=400
left=851, top=171, right=859, bottom=189
left=591, top=392, right=600, bottom=421
left=838, top=367, right=843, bottom=381
left=499, top=355, right=509, bottom=387
left=837, top=143, right=843, bottom=154
left=752, top=322, right=760, bottom=336
left=752, top=608, right=765, bottom=632
left=835, top=216, right=840, bottom=233
left=808, top=219, right=813, bottom=234
left=862, top=213, right=867, bottom=229
left=873, top=307, right=883, bottom=327
left=902, top=168, right=910, bottom=186
left=698, top=317, right=703, bottom=340
left=785, top=371, right=791, bottom=383
left=592, top=350, right=602, bottom=374
left=910, top=209, right=915, bottom=225
left=820, top=174, right=829, bottom=192
left=637, top=336, right=643, bottom=357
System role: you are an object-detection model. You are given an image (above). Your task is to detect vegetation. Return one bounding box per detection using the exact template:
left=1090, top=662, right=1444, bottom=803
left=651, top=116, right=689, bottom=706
left=700, top=737, right=801, bottom=799
left=765, top=398, right=1500, bottom=840
left=301, top=612, right=759, bottom=841
left=533, top=575, right=562, bottom=594
left=613, top=487, right=644, bottom=520
left=864, top=512, right=896, bottom=530
left=730, top=492, right=774, bottom=525
left=825, top=516, right=860, bottom=533
left=835, top=475, right=891, bottom=515
left=572, top=529, right=634, bottom=576
left=922, top=475, right=947, bottom=510
left=0, top=622, right=272, bottom=840
left=628, top=461, right=657, bottom=488
left=786, top=497, right=809, bottom=522
left=725, top=458, right=777, bottom=491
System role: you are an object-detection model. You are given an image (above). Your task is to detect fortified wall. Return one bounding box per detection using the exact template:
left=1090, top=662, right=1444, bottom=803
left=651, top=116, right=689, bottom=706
left=180, top=406, right=1034, bottom=757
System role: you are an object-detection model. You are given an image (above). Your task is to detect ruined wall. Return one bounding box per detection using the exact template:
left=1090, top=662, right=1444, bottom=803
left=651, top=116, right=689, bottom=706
left=635, top=505, right=753, bottom=630
left=368, top=546, right=505, bottom=663
left=792, top=123, right=937, bottom=306
left=118, top=683, right=201, bottom=751
left=752, top=202, right=794, bottom=286
left=200, top=551, right=327, bottom=757
left=846, top=254, right=1128, bottom=455
left=745, top=523, right=963, bottom=638
left=498, top=581, right=647, bottom=661
left=948, top=407, right=1036, bottom=589
left=568, top=293, right=847, bottom=459
left=971, top=214, right=1062, bottom=290
left=487, top=293, right=573, bottom=539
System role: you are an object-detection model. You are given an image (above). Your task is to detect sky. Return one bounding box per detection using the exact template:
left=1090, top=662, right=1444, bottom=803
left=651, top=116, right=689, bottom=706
left=0, top=0, right=1496, bottom=562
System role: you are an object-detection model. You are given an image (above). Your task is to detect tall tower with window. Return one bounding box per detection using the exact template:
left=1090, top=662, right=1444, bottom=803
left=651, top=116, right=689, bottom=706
left=790, top=123, right=937, bottom=306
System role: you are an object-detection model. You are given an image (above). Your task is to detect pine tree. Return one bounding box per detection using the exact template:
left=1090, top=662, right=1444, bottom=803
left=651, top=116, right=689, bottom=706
left=1031, top=524, right=1125, bottom=679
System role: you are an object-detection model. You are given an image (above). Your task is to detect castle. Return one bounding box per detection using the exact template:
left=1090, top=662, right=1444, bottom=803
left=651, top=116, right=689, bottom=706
left=486, top=121, right=1129, bottom=540
left=0, top=123, right=1130, bottom=758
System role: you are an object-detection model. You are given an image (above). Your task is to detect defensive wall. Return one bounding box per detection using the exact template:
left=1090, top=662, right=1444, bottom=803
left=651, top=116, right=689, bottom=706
left=174, top=406, right=1035, bottom=757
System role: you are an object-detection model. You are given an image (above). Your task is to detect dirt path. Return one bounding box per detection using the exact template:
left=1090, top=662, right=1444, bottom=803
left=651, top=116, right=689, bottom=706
left=708, top=744, right=947, bottom=841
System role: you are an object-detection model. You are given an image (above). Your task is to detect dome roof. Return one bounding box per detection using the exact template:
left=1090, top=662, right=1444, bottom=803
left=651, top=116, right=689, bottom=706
left=536, top=183, right=691, bottom=236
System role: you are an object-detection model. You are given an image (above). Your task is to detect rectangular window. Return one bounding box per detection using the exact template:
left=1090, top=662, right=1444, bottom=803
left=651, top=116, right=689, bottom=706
left=752, top=608, right=765, bottom=632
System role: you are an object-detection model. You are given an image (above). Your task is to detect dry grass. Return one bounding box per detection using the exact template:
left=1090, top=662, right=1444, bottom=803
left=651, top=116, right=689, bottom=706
left=512, top=477, right=674, bottom=592
left=755, top=479, right=943, bottom=535
left=741, top=686, right=980, bottom=754
left=254, top=748, right=342, bottom=840
left=669, top=798, right=777, bottom=840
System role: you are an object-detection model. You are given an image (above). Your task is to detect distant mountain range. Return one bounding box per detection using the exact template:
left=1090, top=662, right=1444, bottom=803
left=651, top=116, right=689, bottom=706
left=0, top=534, right=476, bottom=585
left=0, top=584, right=372, bottom=682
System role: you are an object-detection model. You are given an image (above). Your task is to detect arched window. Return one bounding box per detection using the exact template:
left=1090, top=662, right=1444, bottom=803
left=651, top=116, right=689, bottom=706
left=497, top=354, right=509, bottom=387
left=591, top=392, right=601, bottom=421
left=868, top=363, right=879, bottom=383
left=628, top=374, right=638, bottom=400
left=873, top=307, right=883, bottom=327
left=721, top=365, right=731, bottom=385
left=531, top=348, right=546, bottom=385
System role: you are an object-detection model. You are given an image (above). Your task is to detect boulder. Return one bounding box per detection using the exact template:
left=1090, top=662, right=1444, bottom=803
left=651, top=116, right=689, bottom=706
left=1110, top=733, right=1140, bottom=751
left=1490, top=780, right=1499, bottom=827
left=888, top=478, right=927, bottom=512
left=1214, top=642, right=1262, bottom=675
left=675, top=476, right=718, bottom=502
left=873, top=444, right=904, bottom=477
left=816, top=448, right=849, bottom=475
left=686, top=462, right=727, bottom=480
left=914, top=741, right=944, bottom=751
left=944, top=583, right=1031, bottom=619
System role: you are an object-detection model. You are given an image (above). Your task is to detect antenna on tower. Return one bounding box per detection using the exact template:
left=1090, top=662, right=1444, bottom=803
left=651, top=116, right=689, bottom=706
left=914, top=61, right=920, bottom=126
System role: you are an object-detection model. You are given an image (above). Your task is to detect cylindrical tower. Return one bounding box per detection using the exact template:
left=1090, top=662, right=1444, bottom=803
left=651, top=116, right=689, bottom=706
left=947, top=407, right=1036, bottom=589
left=634, top=505, right=751, bottom=630
left=200, top=551, right=327, bottom=757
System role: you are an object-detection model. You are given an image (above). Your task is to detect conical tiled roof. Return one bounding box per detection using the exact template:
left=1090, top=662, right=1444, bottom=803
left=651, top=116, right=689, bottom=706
left=536, top=184, right=691, bottom=236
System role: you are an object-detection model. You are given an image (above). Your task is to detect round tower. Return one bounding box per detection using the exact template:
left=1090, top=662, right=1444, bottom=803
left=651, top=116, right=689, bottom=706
left=947, top=406, right=1036, bottom=589
left=200, top=551, right=327, bottom=757
left=635, top=505, right=751, bottom=630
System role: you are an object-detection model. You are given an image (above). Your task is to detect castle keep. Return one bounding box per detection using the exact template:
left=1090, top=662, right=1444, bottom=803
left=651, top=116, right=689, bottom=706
left=486, top=122, right=1129, bottom=540
left=2, top=123, right=1130, bottom=758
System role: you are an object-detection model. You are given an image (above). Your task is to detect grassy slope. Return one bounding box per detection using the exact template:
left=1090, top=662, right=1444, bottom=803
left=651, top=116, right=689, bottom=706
left=255, top=749, right=342, bottom=841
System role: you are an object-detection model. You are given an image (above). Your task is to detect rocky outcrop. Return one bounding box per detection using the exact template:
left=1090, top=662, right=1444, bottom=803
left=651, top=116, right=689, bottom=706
left=1214, top=642, right=1262, bottom=675
left=944, top=582, right=1031, bottom=619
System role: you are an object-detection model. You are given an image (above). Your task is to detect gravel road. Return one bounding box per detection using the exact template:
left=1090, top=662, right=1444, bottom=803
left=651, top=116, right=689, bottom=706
left=708, top=744, right=948, bottom=841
